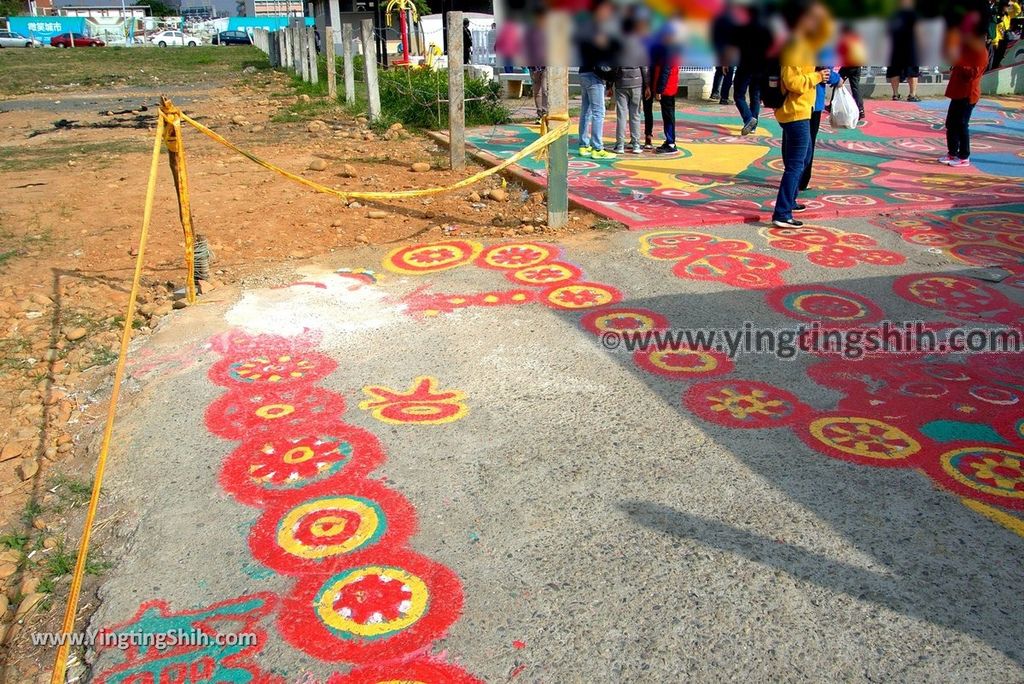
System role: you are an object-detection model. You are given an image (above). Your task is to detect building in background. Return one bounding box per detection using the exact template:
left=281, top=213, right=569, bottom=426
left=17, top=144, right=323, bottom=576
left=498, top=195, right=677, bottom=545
left=244, top=0, right=302, bottom=17
left=56, top=5, right=151, bottom=17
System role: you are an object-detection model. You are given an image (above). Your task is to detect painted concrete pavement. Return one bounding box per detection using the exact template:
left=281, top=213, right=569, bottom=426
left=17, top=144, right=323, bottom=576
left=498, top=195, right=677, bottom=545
left=85, top=203, right=1024, bottom=682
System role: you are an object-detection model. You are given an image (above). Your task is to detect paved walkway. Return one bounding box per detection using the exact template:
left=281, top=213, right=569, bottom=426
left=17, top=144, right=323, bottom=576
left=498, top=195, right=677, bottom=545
left=82, top=105, right=1024, bottom=683
left=467, top=98, right=1024, bottom=228
left=90, top=235, right=1024, bottom=681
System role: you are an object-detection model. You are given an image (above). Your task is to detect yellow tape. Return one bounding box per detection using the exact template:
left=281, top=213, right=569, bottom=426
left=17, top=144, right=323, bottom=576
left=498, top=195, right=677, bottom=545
left=179, top=112, right=568, bottom=201
left=50, top=114, right=167, bottom=684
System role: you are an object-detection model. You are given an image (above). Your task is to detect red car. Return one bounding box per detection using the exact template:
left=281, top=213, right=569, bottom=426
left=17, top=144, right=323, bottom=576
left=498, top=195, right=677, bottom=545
left=50, top=33, right=105, bottom=48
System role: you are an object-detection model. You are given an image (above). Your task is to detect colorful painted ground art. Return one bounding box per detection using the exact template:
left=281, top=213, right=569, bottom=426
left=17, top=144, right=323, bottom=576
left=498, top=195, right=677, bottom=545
left=766, top=284, right=885, bottom=328
left=759, top=225, right=906, bottom=269
left=872, top=204, right=1024, bottom=274
left=93, top=593, right=282, bottom=684
left=893, top=273, right=1024, bottom=323
left=639, top=230, right=790, bottom=289
left=96, top=330, right=480, bottom=681
left=359, top=376, right=469, bottom=425
left=466, top=99, right=1024, bottom=229
left=387, top=239, right=622, bottom=317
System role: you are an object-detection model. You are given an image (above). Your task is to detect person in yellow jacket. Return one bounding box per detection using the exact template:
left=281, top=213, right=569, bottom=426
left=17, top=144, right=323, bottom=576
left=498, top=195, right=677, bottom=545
left=771, top=0, right=833, bottom=229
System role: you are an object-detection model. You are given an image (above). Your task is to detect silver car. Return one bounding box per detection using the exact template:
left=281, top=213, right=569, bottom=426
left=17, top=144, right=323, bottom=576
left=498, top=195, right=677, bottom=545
left=0, top=30, right=41, bottom=47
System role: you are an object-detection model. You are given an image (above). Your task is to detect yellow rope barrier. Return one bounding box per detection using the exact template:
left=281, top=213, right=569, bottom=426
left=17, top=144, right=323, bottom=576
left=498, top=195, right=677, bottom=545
left=49, top=104, right=569, bottom=682
left=50, top=114, right=167, bottom=684
left=179, top=111, right=569, bottom=201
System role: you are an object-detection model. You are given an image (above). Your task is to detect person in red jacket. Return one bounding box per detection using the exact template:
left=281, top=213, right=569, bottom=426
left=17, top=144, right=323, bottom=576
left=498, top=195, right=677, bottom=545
left=940, top=11, right=990, bottom=168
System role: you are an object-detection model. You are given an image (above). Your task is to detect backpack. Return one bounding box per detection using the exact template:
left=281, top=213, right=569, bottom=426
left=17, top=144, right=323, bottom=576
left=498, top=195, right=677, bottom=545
left=760, top=56, right=787, bottom=109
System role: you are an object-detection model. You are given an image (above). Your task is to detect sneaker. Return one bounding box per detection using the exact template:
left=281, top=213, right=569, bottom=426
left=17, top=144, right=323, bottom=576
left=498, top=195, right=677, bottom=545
left=629, top=144, right=643, bottom=154
left=948, top=158, right=971, bottom=167
left=719, top=99, right=732, bottom=105
left=643, top=138, right=653, bottom=149
left=937, top=155, right=958, bottom=165
left=578, top=146, right=592, bottom=157
left=709, top=91, right=720, bottom=101
left=793, top=203, right=807, bottom=213
left=591, top=149, right=617, bottom=160
left=857, top=118, right=868, bottom=127
left=655, top=144, right=677, bottom=154
left=892, top=94, right=902, bottom=101
left=741, top=117, right=758, bottom=136
left=613, top=145, right=626, bottom=154
left=772, top=217, right=804, bottom=228
left=907, top=95, right=921, bottom=102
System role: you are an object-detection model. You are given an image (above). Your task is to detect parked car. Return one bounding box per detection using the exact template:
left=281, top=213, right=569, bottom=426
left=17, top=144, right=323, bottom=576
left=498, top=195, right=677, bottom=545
left=212, top=30, right=251, bottom=46
left=0, top=30, right=41, bottom=47
left=148, top=30, right=200, bottom=47
left=50, top=33, right=105, bottom=48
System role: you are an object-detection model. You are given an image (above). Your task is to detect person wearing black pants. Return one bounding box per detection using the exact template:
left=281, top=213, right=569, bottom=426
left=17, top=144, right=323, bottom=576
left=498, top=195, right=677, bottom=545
left=838, top=66, right=864, bottom=120
left=643, top=90, right=655, bottom=148
left=945, top=99, right=976, bottom=162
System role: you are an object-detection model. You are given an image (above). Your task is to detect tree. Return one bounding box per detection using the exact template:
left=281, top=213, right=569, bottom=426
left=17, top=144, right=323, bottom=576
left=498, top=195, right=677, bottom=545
left=138, top=0, right=178, bottom=17
left=0, top=0, right=27, bottom=17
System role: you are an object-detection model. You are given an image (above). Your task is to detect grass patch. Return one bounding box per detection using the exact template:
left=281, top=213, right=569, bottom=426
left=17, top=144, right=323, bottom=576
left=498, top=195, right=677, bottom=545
left=0, top=139, right=144, bottom=173
left=49, top=474, right=93, bottom=509
left=0, top=45, right=269, bottom=96
left=22, top=499, right=44, bottom=526
left=0, top=532, right=30, bottom=552
left=593, top=218, right=628, bottom=231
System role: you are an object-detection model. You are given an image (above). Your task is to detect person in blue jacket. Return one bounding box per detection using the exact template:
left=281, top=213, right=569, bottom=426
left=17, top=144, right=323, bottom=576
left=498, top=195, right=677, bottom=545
left=798, top=55, right=841, bottom=198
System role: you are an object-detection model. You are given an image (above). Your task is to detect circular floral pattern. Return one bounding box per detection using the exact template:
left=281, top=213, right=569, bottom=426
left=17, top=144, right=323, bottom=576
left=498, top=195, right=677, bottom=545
left=249, top=480, right=416, bottom=574
left=951, top=210, right=1024, bottom=235
left=936, top=446, right=1024, bottom=506
left=766, top=285, right=883, bottom=327
left=684, top=380, right=809, bottom=429
left=893, top=274, right=1011, bottom=319
left=949, top=244, right=1024, bottom=267
left=542, top=282, right=622, bottom=310
left=801, top=416, right=922, bottom=466
left=385, top=241, right=483, bottom=274
left=206, top=387, right=347, bottom=440
left=507, top=261, right=582, bottom=286
left=478, top=242, right=556, bottom=270
left=279, top=549, right=463, bottom=663
left=209, top=351, right=336, bottom=388
left=634, top=346, right=734, bottom=380
left=579, top=308, right=669, bottom=336
left=219, top=429, right=385, bottom=506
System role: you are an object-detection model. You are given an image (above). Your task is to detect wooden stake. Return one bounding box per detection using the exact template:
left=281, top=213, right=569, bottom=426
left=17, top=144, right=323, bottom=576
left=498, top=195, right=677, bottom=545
left=159, top=97, right=197, bottom=303
left=325, top=26, right=337, bottom=98
left=360, top=18, right=381, bottom=121
left=447, top=11, right=465, bottom=170
left=343, top=23, right=355, bottom=105
left=546, top=11, right=570, bottom=229
left=307, top=26, right=318, bottom=84
left=298, top=20, right=310, bottom=82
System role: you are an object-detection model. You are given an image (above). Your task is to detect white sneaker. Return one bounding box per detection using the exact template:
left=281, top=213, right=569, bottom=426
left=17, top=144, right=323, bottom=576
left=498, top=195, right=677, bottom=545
left=937, top=155, right=958, bottom=165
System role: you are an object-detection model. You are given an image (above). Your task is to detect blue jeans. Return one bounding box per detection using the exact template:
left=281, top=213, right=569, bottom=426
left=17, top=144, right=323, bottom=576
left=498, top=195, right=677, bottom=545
left=773, top=119, right=810, bottom=221
left=733, top=67, right=761, bottom=124
left=578, top=72, right=606, bottom=151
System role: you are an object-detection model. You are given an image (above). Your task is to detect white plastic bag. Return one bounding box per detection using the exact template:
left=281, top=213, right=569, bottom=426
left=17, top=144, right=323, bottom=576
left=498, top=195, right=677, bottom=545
left=830, top=83, right=859, bottom=130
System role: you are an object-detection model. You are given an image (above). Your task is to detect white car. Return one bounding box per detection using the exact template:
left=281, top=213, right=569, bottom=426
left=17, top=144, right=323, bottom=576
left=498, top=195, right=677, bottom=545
left=0, top=30, right=41, bottom=48
left=148, top=30, right=201, bottom=47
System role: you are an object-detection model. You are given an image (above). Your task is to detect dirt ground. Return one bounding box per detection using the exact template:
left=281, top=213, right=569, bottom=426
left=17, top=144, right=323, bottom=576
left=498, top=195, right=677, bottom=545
left=0, top=49, right=598, bottom=681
